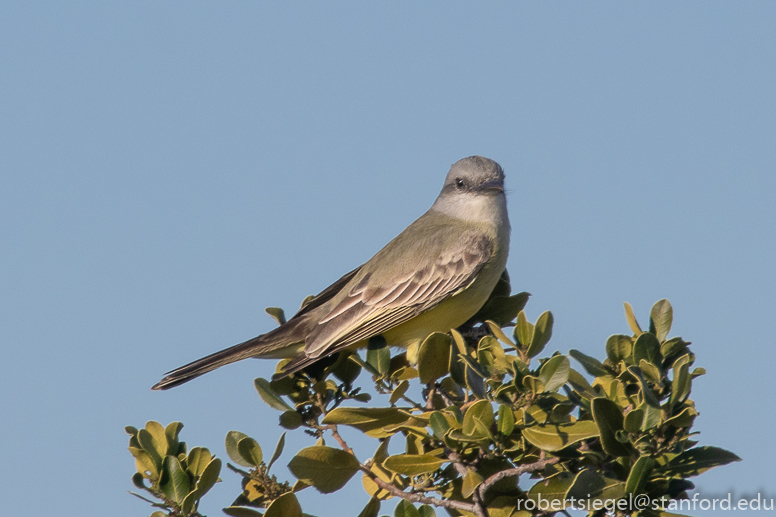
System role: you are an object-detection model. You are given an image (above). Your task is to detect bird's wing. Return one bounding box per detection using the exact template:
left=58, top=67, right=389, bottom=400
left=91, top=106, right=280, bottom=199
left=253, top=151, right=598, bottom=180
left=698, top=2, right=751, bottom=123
left=291, top=265, right=363, bottom=318
left=302, top=230, right=493, bottom=358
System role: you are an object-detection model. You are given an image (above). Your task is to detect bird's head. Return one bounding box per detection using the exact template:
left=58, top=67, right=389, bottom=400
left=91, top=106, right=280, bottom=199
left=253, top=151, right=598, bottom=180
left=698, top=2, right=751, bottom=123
left=441, top=156, right=505, bottom=197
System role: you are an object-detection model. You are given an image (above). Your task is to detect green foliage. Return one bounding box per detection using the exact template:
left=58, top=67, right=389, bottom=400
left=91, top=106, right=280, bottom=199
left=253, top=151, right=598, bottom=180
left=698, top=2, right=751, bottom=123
left=126, top=421, right=222, bottom=517
left=130, top=285, right=739, bottom=517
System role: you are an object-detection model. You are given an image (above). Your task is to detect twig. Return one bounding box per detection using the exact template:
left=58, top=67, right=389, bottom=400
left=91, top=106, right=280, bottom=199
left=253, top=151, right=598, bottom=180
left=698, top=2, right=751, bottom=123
left=435, top=384, right=456, bottom=406
left=363, top=471, right=478, bottom=513
left=476, top=454, right=560, bottom=501
left=323, top=422, right=479, bottom=514
left=446, top=450, right=488, bottom=517
left=323, top=424, right=353, bottom=455
left=424, top=384, right=436, bottom=410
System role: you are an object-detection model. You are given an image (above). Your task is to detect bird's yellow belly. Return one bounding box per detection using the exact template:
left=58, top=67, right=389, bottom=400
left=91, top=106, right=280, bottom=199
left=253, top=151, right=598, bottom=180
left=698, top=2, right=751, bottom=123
left=380, top=274, right=495, bottom=350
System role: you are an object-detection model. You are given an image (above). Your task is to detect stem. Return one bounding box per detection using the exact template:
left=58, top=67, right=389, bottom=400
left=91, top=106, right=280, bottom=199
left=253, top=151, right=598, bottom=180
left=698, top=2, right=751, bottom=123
left=324, top=422, right=479, bottom=515
left=446, top=450, right=488, bottom=517
left=477, top=454, right=560, bottom=501
left=323, top=424, right=352, bottom=455
left=363, top=471, right=478, bottom=513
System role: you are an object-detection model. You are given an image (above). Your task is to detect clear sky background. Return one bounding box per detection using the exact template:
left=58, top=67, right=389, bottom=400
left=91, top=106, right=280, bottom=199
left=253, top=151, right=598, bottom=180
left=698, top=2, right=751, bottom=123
left=1, top=3, right=774, bottom=517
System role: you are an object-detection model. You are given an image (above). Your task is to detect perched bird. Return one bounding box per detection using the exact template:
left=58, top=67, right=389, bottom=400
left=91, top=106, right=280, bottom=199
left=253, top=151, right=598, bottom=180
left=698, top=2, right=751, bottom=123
left=152, top=156, right=510, bottom=390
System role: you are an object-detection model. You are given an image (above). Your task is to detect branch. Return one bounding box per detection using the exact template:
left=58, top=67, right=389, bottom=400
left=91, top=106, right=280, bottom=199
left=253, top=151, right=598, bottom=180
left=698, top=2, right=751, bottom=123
left=323, top=424, right=353, bottom=455
left=477, top=454, right=560, bottom=501
left=446, top=450, right=488, bottom=517
left=323, top=423, right=479, bottom=514
left=362, top=469, right=478, bottom=514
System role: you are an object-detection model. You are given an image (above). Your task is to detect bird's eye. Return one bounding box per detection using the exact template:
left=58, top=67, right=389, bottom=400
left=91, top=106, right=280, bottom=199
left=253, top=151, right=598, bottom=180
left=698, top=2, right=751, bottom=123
left=455, top=178, right=465, bottom=189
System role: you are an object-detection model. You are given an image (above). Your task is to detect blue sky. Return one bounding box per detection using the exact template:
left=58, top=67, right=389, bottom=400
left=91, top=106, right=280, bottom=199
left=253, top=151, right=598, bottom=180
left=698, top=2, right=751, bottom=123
left=1, top=2, right=774, bottom=516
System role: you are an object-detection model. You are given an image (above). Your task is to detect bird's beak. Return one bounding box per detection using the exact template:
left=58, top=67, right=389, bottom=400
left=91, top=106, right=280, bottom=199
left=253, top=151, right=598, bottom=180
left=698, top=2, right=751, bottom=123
left=478, top=180, right=504, bottom=193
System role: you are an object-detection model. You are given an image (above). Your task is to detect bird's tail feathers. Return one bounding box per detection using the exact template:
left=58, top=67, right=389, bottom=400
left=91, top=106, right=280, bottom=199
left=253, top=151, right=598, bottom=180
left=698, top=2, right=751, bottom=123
left=151, top=320, right=308, bottom=390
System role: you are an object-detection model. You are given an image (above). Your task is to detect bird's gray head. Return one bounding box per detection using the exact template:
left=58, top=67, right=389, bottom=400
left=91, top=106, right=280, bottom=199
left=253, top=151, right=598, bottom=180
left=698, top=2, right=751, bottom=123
left=431, top=156, right=508, bottom=224
left=440, top=156, right=505, bottom=198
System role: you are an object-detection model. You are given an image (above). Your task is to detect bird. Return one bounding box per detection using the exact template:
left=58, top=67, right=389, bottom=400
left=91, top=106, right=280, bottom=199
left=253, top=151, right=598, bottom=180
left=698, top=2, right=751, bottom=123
left=152, top=156, right=510, bottom=390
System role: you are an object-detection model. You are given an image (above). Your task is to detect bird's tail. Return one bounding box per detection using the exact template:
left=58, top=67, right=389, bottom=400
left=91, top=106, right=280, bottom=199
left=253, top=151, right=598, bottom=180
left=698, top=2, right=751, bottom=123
left=151, top=318, right=308, bottom=390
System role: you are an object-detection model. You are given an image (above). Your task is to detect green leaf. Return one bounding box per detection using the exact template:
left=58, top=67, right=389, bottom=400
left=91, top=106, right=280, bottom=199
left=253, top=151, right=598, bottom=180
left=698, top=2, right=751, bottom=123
left=639, top=359, right=662, bottom=385
left=186, top=447, right=212, bottom=477
left=527, top=471, right=575, bottom=504
left=145, top=420, right=169, bottom=455
left=367, top=335, right=391, bottom=375
left=287, top=446, right=360, bottom=493
left=480, top=335, right=510, bottom=374
left=565, top=472, right=626, bottom=502
left=461, top=469, right=484, bottom=498
left=497, top=404, right=515, bottom=436
left=131, top=472, right=145, bottom=489
left=487, top=320, right=515, bottom=347
left=265, top=492, right=302, bottom=517
left=485, top=497, right=518, bottom=517
left=383, top=454, right=446, bottom=476
left=160, top=455, right=190, bottom=505
left=527, top=311, right=553, bottom=358
left=279, top=410, right=303, bottom=430
left=591, top=398, right=631, bottom=457
left=254, top=378, right=294, bottom=412
left=462, top=400, right=493, bottom=436
left=462, top=356, right=488, bottom=399
left=623, top=408, right=644, bottom=433
left=237, top=437, right=263, bottom=467
left=164, top=421, right=184, bottom=454
left=128, top=447, right=158, bottom=477
left=641, top=403, right=662, bottom=431
left=390, top=380, right=409, bottom=405
left=417, top=505, right=436, bottom=517
left=447, top=337, right=467, bottom=387
left=521, top=420, right=599, bottom=452
left=357, top=496, right=381, bottom=517
left=195, top=457, right=221, bottom=496
left=624, top=302, right=642, bottom=334
left=472, top=416, right=494, bottom=441
left=670, top=354, right=692, bottom=408
left=567, top=368, right=599, bottom=400
left=417, top=333, right=451, bottom=384
left=569, top=349, right=609, bottom=377
left=633, top=332, right=661, bottom=365
left=470, top=292, right=530, bottom=327
left=650, top=299, right=673, bottom=342
left=136, top=430, right=163, bottom=471
left=225, top=431, right=253, bottom=468
left=450, top=328, right=468, bottom=355
left=521, top=375, right=545, bottom=394
left=664, top=407, right=698, bottom=428
left=627, top=367, right=661, bottom=408
left=605, top=335, right=633, bottom=363
left=330, top=352, right=362, bottom=384
left=322, top=407, right=410, bottom=436
left=661, top=337, right=689, bottom=359
left=268, top=432, right=286, bottom=471
left=395, top=500, right=420, bottom=517
left=223, top=508, right=264, bottom=517
left=265, top=307, right=287, bottom=326
left=565, top=469, right=606, bottom=499
left=538, top=355, right=570, bottom=393
left=625, top=456, right=656, bottom=495
left=182, top=491, right=199, bottom=517
left=662, top=446, right=741, bottom=477
left=429, top=411, right=451, bottom=438
left=515, top=311, right=533, bottom=347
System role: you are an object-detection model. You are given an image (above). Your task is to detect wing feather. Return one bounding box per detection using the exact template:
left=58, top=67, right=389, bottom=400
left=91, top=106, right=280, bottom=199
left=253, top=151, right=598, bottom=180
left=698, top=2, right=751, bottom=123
left=303, top=231, right=493, bottom=358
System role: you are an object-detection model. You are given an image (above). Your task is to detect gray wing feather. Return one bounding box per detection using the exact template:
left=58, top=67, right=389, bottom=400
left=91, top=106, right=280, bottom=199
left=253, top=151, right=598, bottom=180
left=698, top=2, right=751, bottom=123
left=303, top=231, right=493, bottom=358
